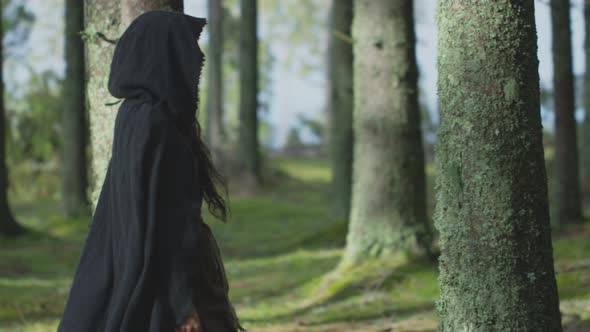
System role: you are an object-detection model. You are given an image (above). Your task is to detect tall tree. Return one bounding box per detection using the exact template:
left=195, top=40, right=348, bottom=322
left=328, top=0, right=353, bottom=220
left=85, top=0, right=182, bottom=208
left=206, top=0, right=225, bottom=159
left=238, top=0, right=261, bottom=184
left=341, top=0, right=431, bottom=264
left=435, top=1, right=562, bottom=330
left=551, top=0, right=581, bottom=224
left=62, top=0, right=88, bottom=217
left=0, top=1, right=24, bottom=236
left=582, top=0, right=590, bottom=195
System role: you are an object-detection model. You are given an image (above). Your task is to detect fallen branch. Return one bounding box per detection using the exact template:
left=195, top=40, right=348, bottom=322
left=557, top=262, right=590, bottom=273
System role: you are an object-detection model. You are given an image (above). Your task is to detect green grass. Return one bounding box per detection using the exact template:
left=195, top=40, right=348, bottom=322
left=1, top=157, right=589, bottom=331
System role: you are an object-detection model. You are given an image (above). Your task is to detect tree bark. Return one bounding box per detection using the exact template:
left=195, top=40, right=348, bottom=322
left=551, top=0, right=582, bottom=224
left=62, top=0, right=89, bottom=217
left=121, top=0, right=182, bottom=27
left=85, top=0, right=121, bottom=208
left=0, top=3, right=25, bottom=236
left=238, top=0, right=261, bottom=184
left=435, top=0, right=563, bottom=330
left=341, top=0, right=431, bottom=264
left=85, top=0, right=182, bottom=208
left=206, top=0, right=225, bottom=159
left=328, top=0, right=353, bottom=220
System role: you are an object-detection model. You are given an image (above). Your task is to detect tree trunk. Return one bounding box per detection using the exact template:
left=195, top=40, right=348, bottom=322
left=121, top=0, right=182, bottom=26
left=238, top=0, right=261, bottom=184
left=341, top=0, right=431, bottom=264
left=206, top=0, right=225, bottom=159
left=0, top=4, right=25, bottom=236
left=328, top=0, right=353, bottom=220
left=85, top=0, right=121, bottom=208
left=551, top=0, right=582, bottom=224
left=62, top=0, right=89, bottom=217
left=85, top=0, right=182, bottom=208
left=435, top=1, right=563, bottom=330
left=581, top=0, right=590, bottom=199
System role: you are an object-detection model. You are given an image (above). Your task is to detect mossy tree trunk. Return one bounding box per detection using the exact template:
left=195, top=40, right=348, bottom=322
left=238, top=0, right=261, bottom=184
left=551, top=0, right=582, bottom=224
left=328, top=0, right=353, bottom=220
left=206, top=0, right=225, bottom=160
left=435, top=1, right=562, bottom=330
left=85, top=0, right=182, bottom=208
left=341, top=0, right=431, bottom=264
left=62, top=0, right=89, bottom=217
left=0, top=4, right=24, bottom=236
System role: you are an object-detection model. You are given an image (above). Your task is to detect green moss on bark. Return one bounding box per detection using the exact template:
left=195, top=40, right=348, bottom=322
left=435, top=0, right=562, bottom=330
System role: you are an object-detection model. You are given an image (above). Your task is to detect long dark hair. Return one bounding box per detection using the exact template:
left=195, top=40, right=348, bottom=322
left=188, top=120, right=229, bottom=222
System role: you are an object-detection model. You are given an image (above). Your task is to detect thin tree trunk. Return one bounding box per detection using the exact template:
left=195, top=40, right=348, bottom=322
left=581, top=0, right=590, bottom=199
left=328, top=0, right=353, bottom=220
left=435, top=0, right=562, bottom=330
left=341, top=0, right=431, bottom=264
left=0, top=3, right=25, bottom=236
left=62, top=0, right=89, bottom=217
left=86, top=0, right=182, bottom=208
left=551, top=0, right=582, bottom=224
left=206, top=0, right=225, bottom=159
left=238, top=0, right=261, bottom=184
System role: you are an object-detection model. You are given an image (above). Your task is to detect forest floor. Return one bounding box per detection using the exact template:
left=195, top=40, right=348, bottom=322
left=0, top=158, right=589, bottom=331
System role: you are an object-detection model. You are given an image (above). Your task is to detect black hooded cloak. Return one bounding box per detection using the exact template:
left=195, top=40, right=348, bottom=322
left=57, top=11, right=243, bottom=332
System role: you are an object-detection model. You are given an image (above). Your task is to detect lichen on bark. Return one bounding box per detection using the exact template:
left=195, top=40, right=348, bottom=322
left=85, top=0, right=121, bottom=208
left=435, top=0, right=562, bottom=330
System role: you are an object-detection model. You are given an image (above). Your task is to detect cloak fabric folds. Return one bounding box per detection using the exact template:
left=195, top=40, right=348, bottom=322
left=57, top=11, right=243, bottom=332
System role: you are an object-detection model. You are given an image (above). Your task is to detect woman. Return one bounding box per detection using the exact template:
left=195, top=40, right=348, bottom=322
left=57, top=11, right=244, bottom=332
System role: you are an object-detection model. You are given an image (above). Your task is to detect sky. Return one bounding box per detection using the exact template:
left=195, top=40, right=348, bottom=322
left=13, top=0, right=590, bottom=148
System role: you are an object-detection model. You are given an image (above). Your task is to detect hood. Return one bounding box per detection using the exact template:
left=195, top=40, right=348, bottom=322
left=108, top=10, right=207, bottom=127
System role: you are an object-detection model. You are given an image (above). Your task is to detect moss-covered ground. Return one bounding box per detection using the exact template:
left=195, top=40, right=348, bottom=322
left=0, top=158, right=589, bottom=331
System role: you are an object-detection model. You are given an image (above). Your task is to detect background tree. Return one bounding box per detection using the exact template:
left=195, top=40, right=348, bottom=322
left=206, top=0, right=225, bottom=161
left=62, top=0, right=88, bottom=217
left=0, top=0, right=34, bottom=236
left=582, top=0, right=590, bottom=195
left=0, top=0, right=23, bottom=235
left=341, top=0, right=431, bottom=264
left=328, top=0, right=353, bottom=220
left=85, top=0, right=182, bottom=208
left=238, top=0, right=261, bottom=184
left=435, top=0, right=562, bottom=330
left=551, top=0, right=582, bottom=224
